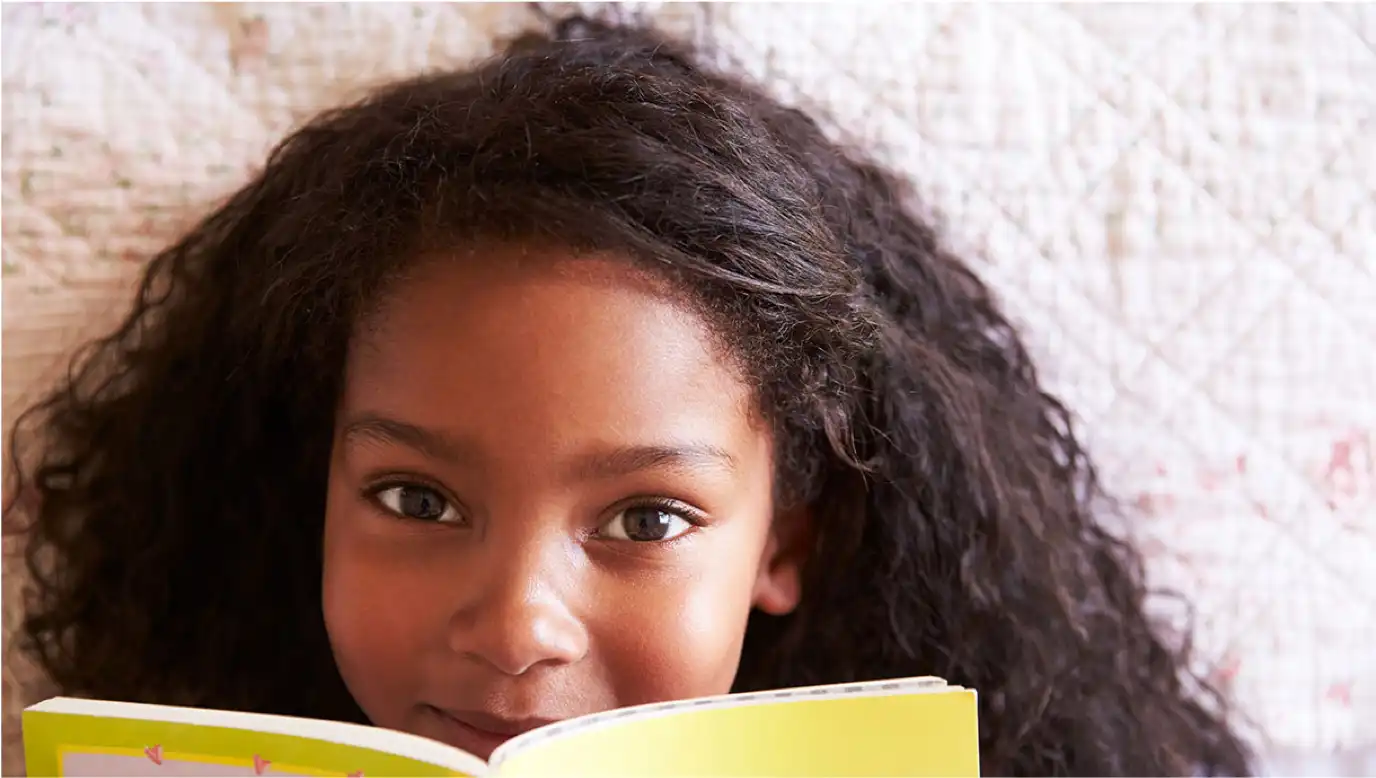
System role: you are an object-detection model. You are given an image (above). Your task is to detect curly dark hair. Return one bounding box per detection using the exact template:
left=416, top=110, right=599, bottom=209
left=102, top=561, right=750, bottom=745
left=6, top=13, right=1252, bottom=777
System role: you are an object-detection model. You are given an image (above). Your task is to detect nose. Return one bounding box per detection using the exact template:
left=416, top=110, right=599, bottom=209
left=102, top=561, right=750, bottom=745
left=446, top=536, right=589, bottom=676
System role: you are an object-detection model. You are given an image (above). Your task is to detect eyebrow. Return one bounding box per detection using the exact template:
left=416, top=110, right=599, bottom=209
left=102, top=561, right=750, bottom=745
left=569, top=442, right=738, bottom=480
left=343, top=414, right=474, bottom=464
left=341, top=413, right=738, bottom=479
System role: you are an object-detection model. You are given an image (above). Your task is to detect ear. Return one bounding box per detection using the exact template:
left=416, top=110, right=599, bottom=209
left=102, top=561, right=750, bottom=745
left=751, top=504, right=812, bottom=616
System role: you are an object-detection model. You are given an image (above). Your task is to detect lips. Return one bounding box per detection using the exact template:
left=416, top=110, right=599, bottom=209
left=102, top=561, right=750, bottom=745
left=424, top=705, right=558, bottom=759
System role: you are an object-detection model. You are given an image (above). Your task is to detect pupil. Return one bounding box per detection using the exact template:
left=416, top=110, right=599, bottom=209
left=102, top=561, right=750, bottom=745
left=399, top=487, right=441, bottom=519
left=625, top=507, right=672, bottom=541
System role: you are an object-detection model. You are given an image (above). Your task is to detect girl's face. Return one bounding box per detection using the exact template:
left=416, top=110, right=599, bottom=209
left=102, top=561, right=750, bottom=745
left=322, top=245, right=806, bottom=759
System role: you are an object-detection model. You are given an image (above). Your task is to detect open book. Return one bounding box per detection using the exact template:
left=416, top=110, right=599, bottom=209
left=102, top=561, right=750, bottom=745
left=23, top=676, right=979, bottom=777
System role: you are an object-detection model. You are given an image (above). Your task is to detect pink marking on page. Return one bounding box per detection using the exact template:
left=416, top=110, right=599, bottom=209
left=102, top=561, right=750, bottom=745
left=145, top=745, right=163, bottom=766
left=253, top=754, right=271, bottom=775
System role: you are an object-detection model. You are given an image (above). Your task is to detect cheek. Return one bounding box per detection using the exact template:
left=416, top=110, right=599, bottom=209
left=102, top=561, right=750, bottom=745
left=594, top=549, right=758, bottom=705
left=322, top=496, right=445, bottom=726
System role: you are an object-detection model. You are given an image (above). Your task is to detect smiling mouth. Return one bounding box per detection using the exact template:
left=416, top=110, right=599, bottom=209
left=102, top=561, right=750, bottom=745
left=423, top=704, right=557, bottom=760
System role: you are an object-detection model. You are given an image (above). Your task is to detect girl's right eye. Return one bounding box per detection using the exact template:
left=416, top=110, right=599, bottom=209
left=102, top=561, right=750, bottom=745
left=372, top=484, right=461, bottom=523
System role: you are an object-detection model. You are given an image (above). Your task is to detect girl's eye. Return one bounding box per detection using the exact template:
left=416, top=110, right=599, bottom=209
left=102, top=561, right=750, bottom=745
left=598, top=505, right=695, bottom=543
left=374, top=485, right=460, bottom=523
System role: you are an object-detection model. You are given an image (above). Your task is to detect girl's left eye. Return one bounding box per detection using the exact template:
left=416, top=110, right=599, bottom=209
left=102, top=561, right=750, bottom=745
left=373, top=484, right=461, bottom=523
left=598, top=505, right=696, bottom=543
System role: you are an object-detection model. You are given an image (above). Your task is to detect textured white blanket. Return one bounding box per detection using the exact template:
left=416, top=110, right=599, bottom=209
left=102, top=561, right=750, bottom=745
left=3, top=3, right=1373, bottom=773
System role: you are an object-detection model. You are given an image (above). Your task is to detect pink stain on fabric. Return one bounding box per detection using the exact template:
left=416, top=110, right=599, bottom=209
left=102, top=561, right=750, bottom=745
left=1199, top=468, right=1225, bottom=491
left=1322, top=430, right=1372, bottom=501
left=232, top=17, right=271, bottom=71
left=1324, top=683, right=1353, bottom=707
left=1134, top=492, right=1177, bottom=515
left=1210, top=656, right=1242, bottom=691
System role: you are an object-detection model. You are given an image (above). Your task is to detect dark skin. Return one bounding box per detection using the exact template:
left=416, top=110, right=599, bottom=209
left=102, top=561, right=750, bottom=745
left=322, top=244, right=807, bottom=760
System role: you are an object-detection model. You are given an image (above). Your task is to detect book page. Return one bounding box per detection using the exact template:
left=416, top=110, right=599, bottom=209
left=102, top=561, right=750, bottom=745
left=492, top=683, right=978, bottom=777
left=23, top=701, right=487, bottom=778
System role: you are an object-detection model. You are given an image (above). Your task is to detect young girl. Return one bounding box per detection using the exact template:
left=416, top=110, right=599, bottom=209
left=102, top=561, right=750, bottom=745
left=7, top=15, right=1252, bottom=777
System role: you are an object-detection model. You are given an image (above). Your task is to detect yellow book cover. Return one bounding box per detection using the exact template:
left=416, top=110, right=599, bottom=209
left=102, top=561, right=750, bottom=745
left=23, top=676, right=979, bottom=777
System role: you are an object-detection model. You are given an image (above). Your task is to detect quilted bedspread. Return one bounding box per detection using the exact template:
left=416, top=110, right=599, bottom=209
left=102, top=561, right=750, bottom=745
left=3, top=3, right=1373, bottom=773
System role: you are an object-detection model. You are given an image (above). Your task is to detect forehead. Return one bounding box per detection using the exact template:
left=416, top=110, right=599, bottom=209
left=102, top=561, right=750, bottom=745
left=343, top=245, right=764, bottom=460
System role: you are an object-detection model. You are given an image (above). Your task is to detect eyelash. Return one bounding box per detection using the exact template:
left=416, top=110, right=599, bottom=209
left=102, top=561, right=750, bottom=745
left=606, top=496, right=708, bottom=538
left=363, top=477, right=466, bottom=524
left=360, top=478, right=708, bottom=541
